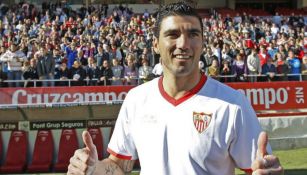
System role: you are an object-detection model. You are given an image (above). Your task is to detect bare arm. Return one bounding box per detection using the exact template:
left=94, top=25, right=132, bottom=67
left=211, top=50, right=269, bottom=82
left=93, top=155, right=135, bottom=175
left=67, top=131, right=136, bottom=175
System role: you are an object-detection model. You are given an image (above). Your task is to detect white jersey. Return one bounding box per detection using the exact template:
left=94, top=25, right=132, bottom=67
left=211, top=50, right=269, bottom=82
left=108, top=75, right=268, bottom=175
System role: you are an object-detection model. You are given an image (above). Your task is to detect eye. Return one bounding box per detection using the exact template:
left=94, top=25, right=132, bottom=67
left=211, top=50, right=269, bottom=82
left=166, top=32, right=179, bottom=38
left=190, top=32, right=200, bottom=37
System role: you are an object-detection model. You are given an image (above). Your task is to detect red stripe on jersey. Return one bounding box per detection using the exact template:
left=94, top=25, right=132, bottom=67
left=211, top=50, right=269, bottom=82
left=241, top=168, right=253, bottom=174
left=158, top=73, right=207, bottom=106
left=107, top=148, right=133, bottom=160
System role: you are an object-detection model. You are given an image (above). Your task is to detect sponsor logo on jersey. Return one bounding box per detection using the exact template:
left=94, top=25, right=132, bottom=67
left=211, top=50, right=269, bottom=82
left=193, top=112, right=212, bottom=133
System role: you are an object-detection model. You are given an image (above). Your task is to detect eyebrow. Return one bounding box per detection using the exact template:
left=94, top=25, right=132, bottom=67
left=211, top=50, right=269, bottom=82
left=163, top=28, right=202, bottom=36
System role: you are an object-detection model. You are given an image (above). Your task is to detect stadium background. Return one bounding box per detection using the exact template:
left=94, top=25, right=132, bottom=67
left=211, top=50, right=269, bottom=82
left=0, top=0, right=306, bottom=174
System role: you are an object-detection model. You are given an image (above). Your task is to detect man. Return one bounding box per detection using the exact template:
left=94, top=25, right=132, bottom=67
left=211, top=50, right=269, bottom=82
left=261, top=57, right=277, bottom=82
left=36, top=46, right=55, bottom=87
left=22, top=58, right=38, bottom=87
left=286, top=50, right=301, bottom=81
left=0, top=43, right=27, bottom=87
left=247, top=48, right=261, bottom=82
left=94, top=45, right=109, bottom=68
left=99, top=60, right=113, bottom=86
left=203, top=47, right=218, bottom=74
left=68, top=2, right=283, bottom=175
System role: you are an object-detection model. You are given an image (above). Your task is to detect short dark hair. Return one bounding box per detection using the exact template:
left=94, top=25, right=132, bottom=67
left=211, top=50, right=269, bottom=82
left=153, top=1, right=203, bottom=38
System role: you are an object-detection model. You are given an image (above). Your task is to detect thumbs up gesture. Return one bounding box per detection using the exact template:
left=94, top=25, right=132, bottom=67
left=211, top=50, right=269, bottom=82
left=252, top=132, right=284, bottom=175
left=68, top=131, right=98, bottom=175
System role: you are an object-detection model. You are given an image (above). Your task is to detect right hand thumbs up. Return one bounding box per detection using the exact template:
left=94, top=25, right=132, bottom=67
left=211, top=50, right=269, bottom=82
left=67, top=131, right=98, bottom=175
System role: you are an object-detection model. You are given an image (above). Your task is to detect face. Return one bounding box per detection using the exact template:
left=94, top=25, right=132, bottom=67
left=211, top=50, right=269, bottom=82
left=127, top=56, right=134, bottom=67
left=103, top=60, right=109, bottom=68
left=288, top=51, right=294, bottom=58
left=212, top=59, right=218, bottom=67
left=154, top=15, right=203, bottom=77
left=112, top=59, right=118, bottom=66
left=30, top=59, right=36, bottom=67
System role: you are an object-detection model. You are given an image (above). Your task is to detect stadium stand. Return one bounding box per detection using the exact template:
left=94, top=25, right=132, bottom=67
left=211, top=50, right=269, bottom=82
left=0, top=1, right=305, bottom=88
left=0, top=130, right=28, bottom=173
left=88, top=127, right=104, bottom=160
left=27, top=130, right=54, bottom=173
left=54, top=129, right=79, bottom=172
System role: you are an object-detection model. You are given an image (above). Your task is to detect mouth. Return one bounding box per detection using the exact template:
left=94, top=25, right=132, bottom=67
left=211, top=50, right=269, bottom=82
left=174, top=54, right=192, bottom=60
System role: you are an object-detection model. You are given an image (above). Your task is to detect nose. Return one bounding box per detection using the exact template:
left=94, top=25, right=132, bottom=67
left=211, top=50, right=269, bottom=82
left=176, top=34, right=190, bottom=51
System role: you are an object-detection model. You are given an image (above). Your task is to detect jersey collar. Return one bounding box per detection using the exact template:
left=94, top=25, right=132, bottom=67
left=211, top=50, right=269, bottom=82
left=158, top=74, right=207, bottom=106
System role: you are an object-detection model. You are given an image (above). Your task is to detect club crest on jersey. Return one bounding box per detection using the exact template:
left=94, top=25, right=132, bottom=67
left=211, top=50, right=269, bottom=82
left=193, top=112, right=212, bottom=133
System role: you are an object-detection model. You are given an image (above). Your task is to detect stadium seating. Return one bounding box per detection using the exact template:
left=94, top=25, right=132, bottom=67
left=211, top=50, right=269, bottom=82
left=54, top=129, right=79, bottom=172
left=88, top=128, right=104, bottom=160
left=0, top=130, right=28, bottom=173
left=27, top=130, right=54, bottom=173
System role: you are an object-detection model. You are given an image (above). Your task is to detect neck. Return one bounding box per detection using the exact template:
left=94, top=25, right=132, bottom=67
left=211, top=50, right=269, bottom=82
left=162, top=71, right=201, bottom=100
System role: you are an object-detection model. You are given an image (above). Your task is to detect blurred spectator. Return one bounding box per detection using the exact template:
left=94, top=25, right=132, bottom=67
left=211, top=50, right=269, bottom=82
left=124, top=54, right=138, bottom=85
left=99, top=60, right=113, bottom=86
left=258, top=45, right=270, bottom=68
left=247, top=48, right=261, bottom=82
left=220, top=60, right=232, bottom=82
left=0, top=43, right=27, bottom=87
left=286, top=50, right=301, bottom=81
left=22, top=58, right=38, bottom=87
left=70, top=61, right=86, bottom=86
left=109, top=44, right=122, bottom=62
left=272, top=12, right=281, bottom=26
left=138, top=58, right=153, bottom=84
left=95, top=45, right=109, bottom=67
left=301, top=56, right=307, bottom=81
left=57, top=60, right=70, bottom=86
left=85, top=56, right=100, bottom=86
left=76, top=50, right=87, bottom=67
left=36, top=46, right=55, bottom=86
left=53, top=49, right=64, bottom=71
left=65, top=43, right=78, bottom=69
left=204, top=47, right=218, bottom=73
left=207, top=59, right=220, bottom=80
left=262, top=57, right=277, bottom=82
left=232, top=54, right=248, bottom=82
left=111, top=58, right=124, bottom=86
left=275, top=52, right=289, bottom=81
left=221, top=44, right=233, bottom=64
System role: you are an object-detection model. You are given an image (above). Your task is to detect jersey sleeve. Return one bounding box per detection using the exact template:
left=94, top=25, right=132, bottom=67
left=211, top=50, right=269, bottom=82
left=107, top=91, right=138, bottom=160
left=229, top=94, right=272, bottom=170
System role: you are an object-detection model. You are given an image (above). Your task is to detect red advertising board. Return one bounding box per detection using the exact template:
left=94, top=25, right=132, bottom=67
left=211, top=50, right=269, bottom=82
left=227, top=81, right=306, bottom=110
left=0, top=81, right=306, bottom=111
left=0, top=86, right=134, bottom=106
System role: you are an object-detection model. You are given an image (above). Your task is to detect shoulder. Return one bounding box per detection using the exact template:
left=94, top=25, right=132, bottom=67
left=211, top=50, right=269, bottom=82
left=201, top=77, right=247, bottom=106
left=125, top=78, right=159, bottom=101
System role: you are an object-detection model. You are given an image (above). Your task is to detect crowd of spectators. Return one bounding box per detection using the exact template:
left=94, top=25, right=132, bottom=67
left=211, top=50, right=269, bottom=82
left=0, top=1, right=306, bottom=87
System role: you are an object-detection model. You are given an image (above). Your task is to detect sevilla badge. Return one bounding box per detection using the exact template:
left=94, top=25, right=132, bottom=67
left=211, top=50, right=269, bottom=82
left=193, top=112, right=212, bottom=133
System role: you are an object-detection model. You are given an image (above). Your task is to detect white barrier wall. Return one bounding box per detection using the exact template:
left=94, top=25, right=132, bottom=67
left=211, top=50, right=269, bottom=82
left=259, top=115, right=307, bottom=150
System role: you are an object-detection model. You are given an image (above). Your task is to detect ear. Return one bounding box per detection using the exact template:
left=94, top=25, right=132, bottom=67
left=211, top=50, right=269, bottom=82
left=153, top=36, right=160, bottom=54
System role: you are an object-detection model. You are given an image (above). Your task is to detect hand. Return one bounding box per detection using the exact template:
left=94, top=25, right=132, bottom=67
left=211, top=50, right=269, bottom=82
left=67, top=131, right=98, bottom=175
left=252, top=132, right=284, bottom=175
